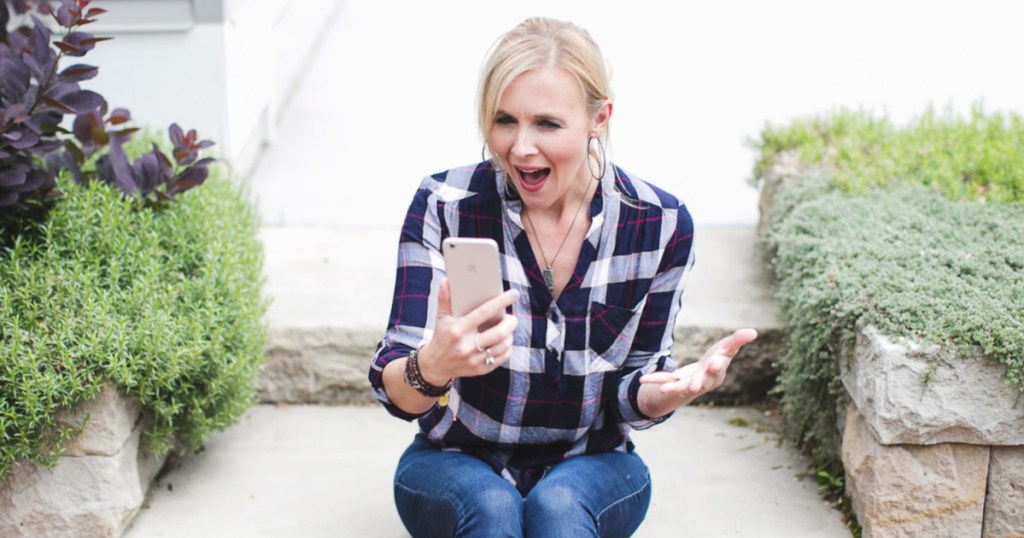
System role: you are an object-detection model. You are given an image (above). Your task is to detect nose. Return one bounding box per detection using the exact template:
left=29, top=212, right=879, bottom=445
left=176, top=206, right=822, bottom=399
left=510, top=128, right=537, bottom=159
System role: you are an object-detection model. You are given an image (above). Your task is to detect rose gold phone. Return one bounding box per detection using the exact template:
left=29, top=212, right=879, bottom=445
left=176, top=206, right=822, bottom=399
left=442, top=237, right=504, bottom=330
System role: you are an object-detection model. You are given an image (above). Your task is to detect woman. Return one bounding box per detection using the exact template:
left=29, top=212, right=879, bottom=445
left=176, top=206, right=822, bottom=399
left=369, top=17, right=757, bottom=537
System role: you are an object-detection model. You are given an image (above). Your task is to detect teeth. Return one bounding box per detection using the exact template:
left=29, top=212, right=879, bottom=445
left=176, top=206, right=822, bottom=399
left=518, top=168, right=547, bottom=181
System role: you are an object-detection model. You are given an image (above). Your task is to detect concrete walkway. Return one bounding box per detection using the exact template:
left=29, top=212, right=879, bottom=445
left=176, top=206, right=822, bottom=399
left=126, top=2, right=850, bottom=536
left=124, top=405, right=846, bottom=537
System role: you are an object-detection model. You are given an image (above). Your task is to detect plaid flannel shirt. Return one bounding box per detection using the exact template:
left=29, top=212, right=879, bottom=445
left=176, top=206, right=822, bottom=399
left=369, top=161, right=694, bottom=491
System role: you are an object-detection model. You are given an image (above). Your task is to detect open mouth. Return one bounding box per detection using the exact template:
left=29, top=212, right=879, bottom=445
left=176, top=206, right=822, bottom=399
left=515, top=167, right=550, bottom=192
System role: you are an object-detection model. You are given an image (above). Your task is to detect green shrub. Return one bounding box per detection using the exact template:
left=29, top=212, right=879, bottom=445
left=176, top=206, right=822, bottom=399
left=0, top=169, right=266, bottom=479
left=767, top=184, right=1024, bottom=472
left=753, top=106, right=1024, bottom=474
left=751, top=104, right=1024, bottom=202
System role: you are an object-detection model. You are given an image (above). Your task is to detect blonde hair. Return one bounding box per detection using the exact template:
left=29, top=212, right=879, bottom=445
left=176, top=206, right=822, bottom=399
left=478, top=17, right=613, bottom=157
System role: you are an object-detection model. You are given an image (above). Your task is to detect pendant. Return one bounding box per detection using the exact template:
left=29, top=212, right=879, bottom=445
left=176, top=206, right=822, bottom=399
left=438, top=392, right=449, bottom=407
left=543, top=266, right=555, bottom=293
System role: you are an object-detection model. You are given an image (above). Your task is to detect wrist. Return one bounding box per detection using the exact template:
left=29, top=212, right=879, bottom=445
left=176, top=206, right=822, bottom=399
left=415, top=344, right=452, bottom=387
left=639, top=383, right=687, bottom=417
left=404, top=347, right=452, bottom=398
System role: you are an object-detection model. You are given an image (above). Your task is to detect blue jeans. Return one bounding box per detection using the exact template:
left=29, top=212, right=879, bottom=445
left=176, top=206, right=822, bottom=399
left=393, top=436, right=651, bottom=537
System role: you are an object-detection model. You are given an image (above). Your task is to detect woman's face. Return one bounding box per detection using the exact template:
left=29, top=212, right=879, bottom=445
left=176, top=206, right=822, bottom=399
left=488, top=67, right=610, bottom=212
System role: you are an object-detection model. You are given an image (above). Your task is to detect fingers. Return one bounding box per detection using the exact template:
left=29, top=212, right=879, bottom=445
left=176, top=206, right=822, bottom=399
left=640, top=375, right=701, bottom=398
left=478, top=312, right=518, bottom=343
left=472, top=316, right=518, bottom=369
left=696, top=328, right=758, bottom=372
left=640, top=363, right=699, bottom=395
left=484, top=333, right=515, bottom=363
left=639, top=359, right=726, bottom=397
left=717, top=328, right=758, bottom=358
left=437, top=278, right=453, bottom=318
left=703, top=354, right=728, bottom=376
left=459, top=332, right=514, bottom=375
left=730, top=327, right=758, bottom=347
left=469, top=314, right=518, bottom=357
left=424, top=280, right=523, bottom=380
left=639, top=371, right=678, bottom=384
left=473, top=326, right=515, bottom=356
left=460, top=288, right=520, bottom=330
left=636, top=329, right=760, bottom=401
left=688, top=366, right=708, bottom=394
left=487, top=333, right=515, bottom=357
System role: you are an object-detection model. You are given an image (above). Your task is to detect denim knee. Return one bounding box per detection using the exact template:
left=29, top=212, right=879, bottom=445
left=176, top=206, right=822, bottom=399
left=524, top=483, right=589, bottom=520
left=457, top=484, right=523, bottom=533
left=394, top=455, right=523, bottom=538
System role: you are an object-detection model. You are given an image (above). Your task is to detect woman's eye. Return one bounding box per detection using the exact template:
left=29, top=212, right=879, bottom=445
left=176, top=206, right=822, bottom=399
left=539, top=120, right=561, bottom=129
left=495, top=116, right=515, bottom=125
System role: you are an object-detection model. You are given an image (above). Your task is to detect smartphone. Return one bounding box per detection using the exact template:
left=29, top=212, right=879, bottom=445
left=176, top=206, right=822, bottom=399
left=442, top=237, right=505, bottom=331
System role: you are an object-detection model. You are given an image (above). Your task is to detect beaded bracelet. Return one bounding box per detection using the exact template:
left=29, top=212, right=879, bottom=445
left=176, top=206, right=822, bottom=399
left=404, top=347, right=452, bottom=398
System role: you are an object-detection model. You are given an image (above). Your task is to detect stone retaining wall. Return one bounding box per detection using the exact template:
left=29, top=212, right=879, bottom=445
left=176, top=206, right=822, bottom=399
left=840, top=326, right=1024, bottom=537
left=256, top=324, right=785, bottom=406
left=758, top=156, right=1023, bottom=536
left=257, top=326, right=377, bottom=404
left=0, top=385, right=166, bottom=538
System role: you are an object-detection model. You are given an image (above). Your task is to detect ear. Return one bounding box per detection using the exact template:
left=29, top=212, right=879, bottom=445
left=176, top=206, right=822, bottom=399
left=590, top=99, right=613, bottom=137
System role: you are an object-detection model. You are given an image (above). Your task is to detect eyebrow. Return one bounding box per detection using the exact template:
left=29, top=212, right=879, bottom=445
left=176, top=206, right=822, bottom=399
left=494, top=109, right=567, bottom=123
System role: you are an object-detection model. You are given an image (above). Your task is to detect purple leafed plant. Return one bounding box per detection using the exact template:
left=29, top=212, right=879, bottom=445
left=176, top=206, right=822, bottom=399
left=92, top=123, right=216, bottom=206
left=0, top=0, right=214, bottom=224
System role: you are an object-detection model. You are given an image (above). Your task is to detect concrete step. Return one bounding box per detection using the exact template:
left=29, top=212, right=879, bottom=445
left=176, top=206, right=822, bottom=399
left=123, top=405, right=849, bottom=537
left=256, top=225, right=787, bottom=405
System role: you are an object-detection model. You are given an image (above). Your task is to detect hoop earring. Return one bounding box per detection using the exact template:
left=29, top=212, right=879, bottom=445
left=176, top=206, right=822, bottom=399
left=587, top=136, right=607, bottom=181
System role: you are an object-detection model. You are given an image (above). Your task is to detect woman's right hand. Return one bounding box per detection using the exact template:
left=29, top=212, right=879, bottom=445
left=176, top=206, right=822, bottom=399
left=416, top=278, right=520, bottom=385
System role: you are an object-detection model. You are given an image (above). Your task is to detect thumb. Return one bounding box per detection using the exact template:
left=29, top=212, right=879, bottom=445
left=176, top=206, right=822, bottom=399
left=719, top=328, right=759, bottom=358
left=437, top=277, right=453, bottom=317
left=700, top=328, right=758, bottom=365
left=728, top=328, right=758, bottom=352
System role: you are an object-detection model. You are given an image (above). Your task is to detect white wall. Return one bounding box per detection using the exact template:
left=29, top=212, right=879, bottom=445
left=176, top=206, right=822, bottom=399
left=83, top=24, right=229, bottom=155
left=325, top=0, right=1024, bottom=227
left=83, top=0, right=340, bottom=177
left=78, top=1, right=1024, bottom=227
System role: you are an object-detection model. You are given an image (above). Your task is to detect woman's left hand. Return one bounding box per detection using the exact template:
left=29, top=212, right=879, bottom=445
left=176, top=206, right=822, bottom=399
left=640, top=328, right=758, bottom=402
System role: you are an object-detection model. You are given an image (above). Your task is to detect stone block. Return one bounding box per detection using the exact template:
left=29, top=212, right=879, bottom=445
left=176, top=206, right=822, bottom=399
left=984, top=447, right=1024, bottom=537
left=0, top=385, right=167, bottom=538
left=261, top=224, right=788, bottom=406
left=56, top=384, right=143, bottom=457
left=258, top=323, right=787, bottom=406
left=676, top=325, right=784, bottom=404
left=257, top=325, right=378, bottom=404
left=842, top=404, right=989, bottom=538
left=840, top=325, right=1024, bottom=446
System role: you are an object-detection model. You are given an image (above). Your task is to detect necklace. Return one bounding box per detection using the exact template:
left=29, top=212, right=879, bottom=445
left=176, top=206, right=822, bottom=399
left=522, top=193, right=589, bottom=294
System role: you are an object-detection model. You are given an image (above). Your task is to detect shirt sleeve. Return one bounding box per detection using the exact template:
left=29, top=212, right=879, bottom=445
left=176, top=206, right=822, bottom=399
left=368, top=177, right=447, bottom=421
left=614, top=204, right=695, bottom=429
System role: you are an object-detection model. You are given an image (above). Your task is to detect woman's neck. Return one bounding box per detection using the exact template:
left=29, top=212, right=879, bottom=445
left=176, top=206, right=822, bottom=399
left=526, top=176, right=597, bottom=224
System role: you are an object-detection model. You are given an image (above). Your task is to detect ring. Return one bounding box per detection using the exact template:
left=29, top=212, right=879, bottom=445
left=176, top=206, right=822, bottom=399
left=485, top=349, right=495, bottom=366
left=474, top=333, right=486, bottom=353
